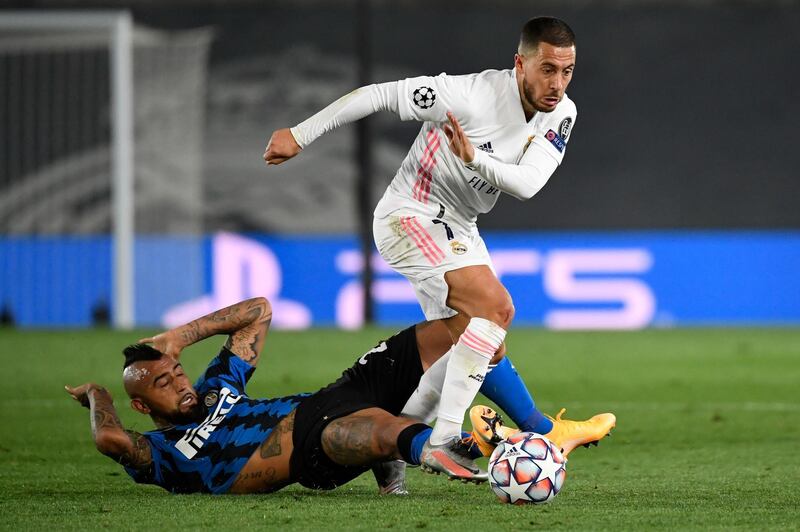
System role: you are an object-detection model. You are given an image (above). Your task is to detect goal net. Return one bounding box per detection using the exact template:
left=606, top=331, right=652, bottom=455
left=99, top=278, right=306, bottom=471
left=0, top=11, right=212, bottom=327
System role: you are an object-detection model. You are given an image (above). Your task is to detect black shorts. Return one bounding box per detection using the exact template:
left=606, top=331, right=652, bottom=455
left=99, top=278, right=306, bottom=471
left=290, top=325, right=424, bottom=490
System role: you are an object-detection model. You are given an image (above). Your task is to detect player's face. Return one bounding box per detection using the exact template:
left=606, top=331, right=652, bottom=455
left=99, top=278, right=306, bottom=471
left=131, top=358, right=203, bottom=423
left=515, top=43, right=576, bottom=113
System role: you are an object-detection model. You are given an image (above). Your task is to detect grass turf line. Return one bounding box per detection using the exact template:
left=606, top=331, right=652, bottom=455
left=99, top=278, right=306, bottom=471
left=0, top=327, right=799, bottom=530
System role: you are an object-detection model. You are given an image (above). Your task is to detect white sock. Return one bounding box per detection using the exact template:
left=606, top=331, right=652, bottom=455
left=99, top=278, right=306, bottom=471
left=400, top=348, right=452, bottom=423
left=429, top=318, right=507, bottom=446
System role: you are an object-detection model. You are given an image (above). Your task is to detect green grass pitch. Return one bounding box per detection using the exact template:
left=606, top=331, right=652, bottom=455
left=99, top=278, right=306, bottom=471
left=1, top=327, right=799, bottom=530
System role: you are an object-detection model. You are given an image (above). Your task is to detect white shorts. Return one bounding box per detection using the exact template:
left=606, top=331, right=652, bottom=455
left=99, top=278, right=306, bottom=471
left=373, top=212, right=494, bottom=321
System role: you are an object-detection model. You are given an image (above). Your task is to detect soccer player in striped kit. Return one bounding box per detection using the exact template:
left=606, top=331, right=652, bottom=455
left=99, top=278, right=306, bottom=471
left=66, top=297, right=479, bottom=494
left=264, top=17, right=615, bottom=482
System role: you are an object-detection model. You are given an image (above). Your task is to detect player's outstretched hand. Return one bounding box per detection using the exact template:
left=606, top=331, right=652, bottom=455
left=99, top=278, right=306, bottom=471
left=263, top=128, right=302, bottom=165
left=65, top=383, right=99, bottom=408
left=443, top=111, right=475, bottom=164
left=138, top=329, right=184, bottom=360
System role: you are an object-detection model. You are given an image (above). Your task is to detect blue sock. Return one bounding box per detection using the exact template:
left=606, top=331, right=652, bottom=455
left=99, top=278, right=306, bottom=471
left=480, top=356, right=553, bottom=434
left=409, top=428, right=432, bottom=465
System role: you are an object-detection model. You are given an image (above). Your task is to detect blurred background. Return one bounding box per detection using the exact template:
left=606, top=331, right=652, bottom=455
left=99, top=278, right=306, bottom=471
left=1, top=0, right=798, bottom=330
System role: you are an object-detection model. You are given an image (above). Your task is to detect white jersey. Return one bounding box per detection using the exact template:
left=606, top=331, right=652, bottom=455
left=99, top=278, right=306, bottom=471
left=290, top=69, right=577, bottom=320
left=375, top=69, right=576, bottom=225
left=290, top=68, right=576, bottom=228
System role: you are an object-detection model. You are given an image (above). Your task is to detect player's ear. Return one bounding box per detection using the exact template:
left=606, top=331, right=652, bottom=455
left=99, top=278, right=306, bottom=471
left=130, top=398, right=150, bottom=415
left=514, top=53, right=524, bottom=73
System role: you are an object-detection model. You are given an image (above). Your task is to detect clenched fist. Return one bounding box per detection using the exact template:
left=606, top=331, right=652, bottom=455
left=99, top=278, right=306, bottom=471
left=263, top=128, right=302, bottom=165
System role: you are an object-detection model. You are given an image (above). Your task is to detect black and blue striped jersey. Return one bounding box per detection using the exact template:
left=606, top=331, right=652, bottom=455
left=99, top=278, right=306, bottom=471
left=124, top=348, right=308, bottom=494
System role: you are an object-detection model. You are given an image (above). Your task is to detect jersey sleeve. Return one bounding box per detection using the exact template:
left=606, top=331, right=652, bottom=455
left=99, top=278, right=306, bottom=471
left=123, top=431, right=207, bottom=494
left=193, top=347, right=255, bottom=396
left=463, top=98, right=576, bottom=201
left=290, top=82, right=398, bottom=148
left=528, top=97, right=577, bottom=165
left=467, top=146, right=558, bottom=201
left=395, top=73, right=471, bottom=123
left=123, top=433, right=163, bottom=486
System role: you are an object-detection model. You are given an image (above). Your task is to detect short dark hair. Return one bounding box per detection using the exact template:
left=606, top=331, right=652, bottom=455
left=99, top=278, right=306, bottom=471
left=123, top=343, right=163, bottom=369
left=518, top=17, right=576, bottom=54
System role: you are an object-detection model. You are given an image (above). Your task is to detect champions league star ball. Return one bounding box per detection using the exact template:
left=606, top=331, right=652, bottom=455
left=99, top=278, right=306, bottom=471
left=412, top=86, right=436, bottom=109
left=488, top=432, right=567, bottom=505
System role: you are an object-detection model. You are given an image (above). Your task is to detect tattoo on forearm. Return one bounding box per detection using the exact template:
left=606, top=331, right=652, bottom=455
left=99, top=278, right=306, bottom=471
left=260, top=411, right=294, bottom=459
left=231, top=318, right=269, bottom=364
left=228, top=301, right=271, bottom=364
left=179, top=298, right=271, bottom=364
left=208, top=306, right=235, bottom=323
left=321, top=415, right=376, bottom=466
left=119, top=430, right=152, bottom=469
left=90, top=388, right=123, bottom=435
left=88, top=388, right=151, bottom=469
left=180, top=321, right=202, bottom=346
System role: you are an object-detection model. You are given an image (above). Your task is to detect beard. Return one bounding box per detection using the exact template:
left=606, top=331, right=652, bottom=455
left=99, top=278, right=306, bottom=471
left=170, top=401, right=207, bottom=425
left=523, top=78, right=559, bottom=113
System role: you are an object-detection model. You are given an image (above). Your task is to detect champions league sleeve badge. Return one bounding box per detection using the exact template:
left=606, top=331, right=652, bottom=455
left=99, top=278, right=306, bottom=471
left=545, top=129, right=566, bottom=153
left=412, top=86, right=436, bottom=109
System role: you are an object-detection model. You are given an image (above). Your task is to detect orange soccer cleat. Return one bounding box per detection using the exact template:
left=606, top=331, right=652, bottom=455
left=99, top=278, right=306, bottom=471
left=468, top=405, right=520, bottom=457
left=543, top=408, right=617, bottom=457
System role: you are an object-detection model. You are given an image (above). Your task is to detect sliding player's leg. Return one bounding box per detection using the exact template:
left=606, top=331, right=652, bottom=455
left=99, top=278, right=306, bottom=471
left=321, top=408, right=430, bottom=467
left=324, top=407, right=487, bottom=483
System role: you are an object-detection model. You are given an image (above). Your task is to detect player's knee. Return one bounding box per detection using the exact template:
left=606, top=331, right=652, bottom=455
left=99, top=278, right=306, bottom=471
left=500, top=301, right=515, bottom=327
left=482, top=295, right=514, bottom=329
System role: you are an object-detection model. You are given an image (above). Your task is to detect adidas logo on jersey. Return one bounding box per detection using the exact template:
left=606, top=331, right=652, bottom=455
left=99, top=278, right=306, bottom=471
left=476, top=141, right=494, bottom=153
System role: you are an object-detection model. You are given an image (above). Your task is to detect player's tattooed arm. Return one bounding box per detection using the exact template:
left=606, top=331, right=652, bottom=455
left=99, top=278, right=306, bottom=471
left=139, top=297, right=272, bottom=366
left=65, top=383, right=152, bottom=470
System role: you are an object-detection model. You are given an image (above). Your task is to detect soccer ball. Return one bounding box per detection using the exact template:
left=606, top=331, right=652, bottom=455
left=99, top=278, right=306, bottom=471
left=488, top=432, right=567, bottom=504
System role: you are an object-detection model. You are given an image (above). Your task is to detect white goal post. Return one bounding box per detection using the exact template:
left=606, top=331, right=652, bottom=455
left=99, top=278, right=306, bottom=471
left=1, top=12, right=210, bottom=328
left=0, top=10, right=135, bottom=328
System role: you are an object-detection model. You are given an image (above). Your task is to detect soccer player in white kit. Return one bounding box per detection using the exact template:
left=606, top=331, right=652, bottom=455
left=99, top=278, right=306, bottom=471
left=264, top=17, right=615, bottom=484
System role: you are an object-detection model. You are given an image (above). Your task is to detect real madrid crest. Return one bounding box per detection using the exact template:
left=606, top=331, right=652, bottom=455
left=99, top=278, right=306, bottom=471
left=204, top=390, right=219, bottom=407
left=450, top=241, right=468, bottom=255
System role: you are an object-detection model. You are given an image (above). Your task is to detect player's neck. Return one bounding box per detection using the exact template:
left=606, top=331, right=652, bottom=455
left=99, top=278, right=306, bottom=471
left=519, top=97, right=537, bottom=122
left=151, top=415, right=173, bottom=429
left=151, top=405, right=207, bottom=428
left=515, top=77, right=537, bottom=122
left=523, top=107, right=536, bottom=122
